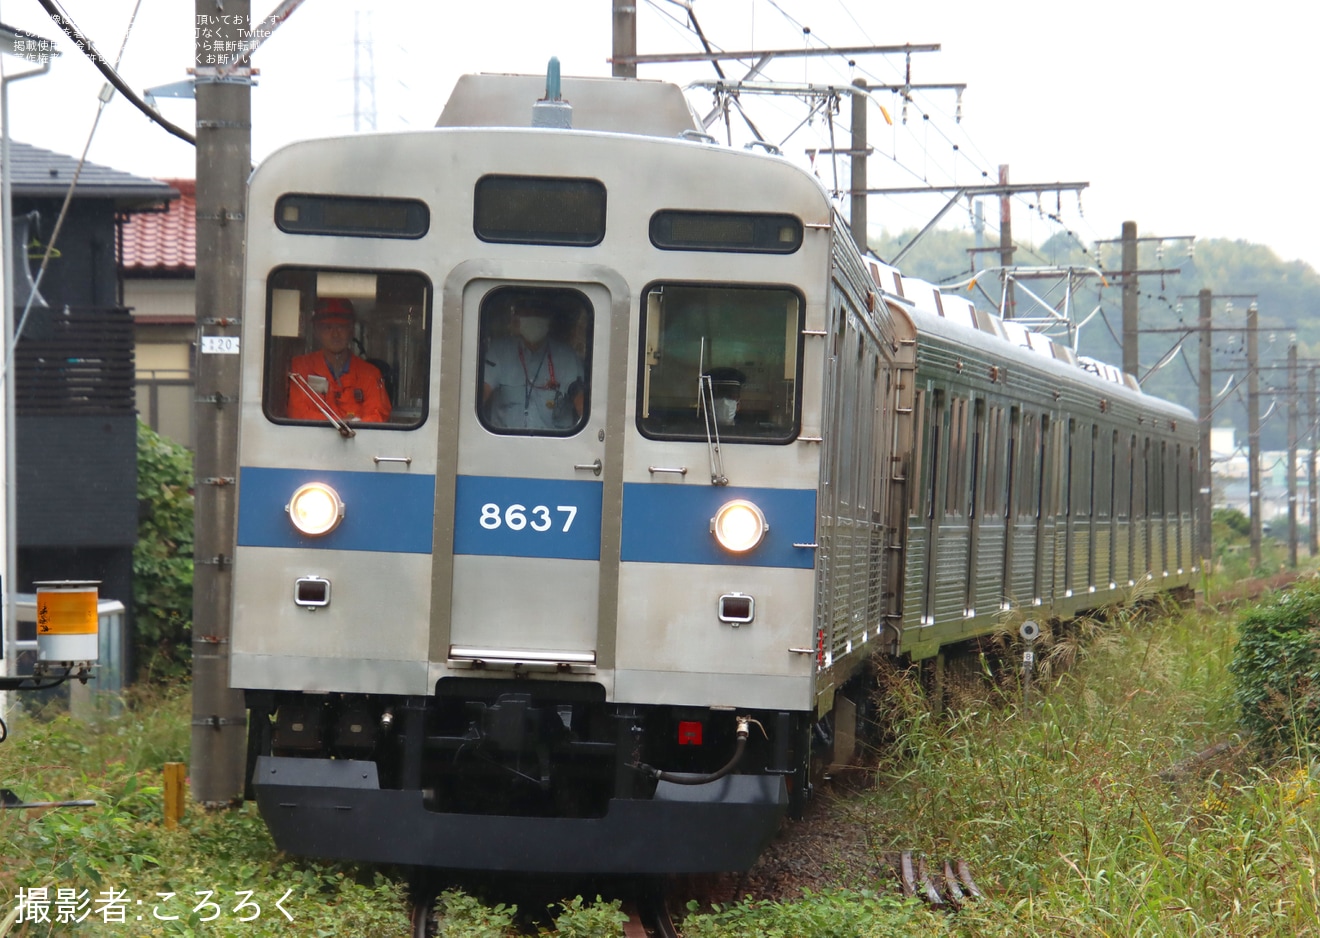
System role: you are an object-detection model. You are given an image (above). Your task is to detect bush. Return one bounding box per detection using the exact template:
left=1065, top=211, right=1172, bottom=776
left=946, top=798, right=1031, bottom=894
left=133, top=420, right=194, bottom=680
left=548, top=895, right=628, bottom=937
left=681, top=890, right=923, bottom=938
left=1229, top=576, right=1320, bottom=752
left=1215, top=507, right=1251, bottom=539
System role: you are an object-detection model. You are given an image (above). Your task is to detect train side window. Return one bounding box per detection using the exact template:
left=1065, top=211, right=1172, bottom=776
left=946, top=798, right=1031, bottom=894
left=637, top=283, right=803, bottom=443
left=477, top=286, right=593, bottom=437
left=1100, top=429, right=1115, bottom=520
left=909, top=389, right=927, bottom=517
left=927, top=391, right=946, bottom=522
left=264, top=267, right=431, bottom=429
left=990, top=405, right=1008, bottom=518
left=945, top=396, right=968, bottom=517
left=969, top=399, right=986, bottom=520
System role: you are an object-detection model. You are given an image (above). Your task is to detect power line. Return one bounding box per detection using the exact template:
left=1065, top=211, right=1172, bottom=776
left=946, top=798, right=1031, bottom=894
left=36, top=0, right=196, bottom=146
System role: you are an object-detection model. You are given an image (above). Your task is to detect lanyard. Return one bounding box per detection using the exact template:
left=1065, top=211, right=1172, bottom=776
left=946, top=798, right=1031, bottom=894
left=518, top=343, right=558, bottom=411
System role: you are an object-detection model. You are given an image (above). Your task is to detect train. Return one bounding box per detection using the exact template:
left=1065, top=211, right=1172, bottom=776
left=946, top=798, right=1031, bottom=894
left=229, top=71, right=1199, bottom=876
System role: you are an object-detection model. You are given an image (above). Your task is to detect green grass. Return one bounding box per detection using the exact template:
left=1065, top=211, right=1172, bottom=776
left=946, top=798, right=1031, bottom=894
left=6, top=575, right=1320, bottom=936
left=1, top=688, right=409, bottom=937
left=841, top=592, right=1320, bottom=937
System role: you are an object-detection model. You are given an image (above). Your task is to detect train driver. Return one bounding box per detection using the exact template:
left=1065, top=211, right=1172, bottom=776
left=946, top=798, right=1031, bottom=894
left=481, top=302, right=584, bottom=431
left=287, top=297, right=392, bottom=424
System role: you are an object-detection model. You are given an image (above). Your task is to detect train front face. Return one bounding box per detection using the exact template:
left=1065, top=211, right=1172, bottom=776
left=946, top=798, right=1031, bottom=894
left=230, top=124, right=830, bottom=874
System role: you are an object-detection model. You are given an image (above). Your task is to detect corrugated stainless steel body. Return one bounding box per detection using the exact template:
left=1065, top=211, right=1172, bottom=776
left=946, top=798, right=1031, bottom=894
left=890, top=290, right=1197, bottom=658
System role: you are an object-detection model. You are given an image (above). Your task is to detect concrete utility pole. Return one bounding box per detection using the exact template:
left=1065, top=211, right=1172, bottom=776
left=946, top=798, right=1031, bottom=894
left=849, top=78, right=867, bottom=253
left=998, top=165, right=1015, bottom=318
left=1310, top=365, right=1318, bottom=556
left=1197, top=288, right=1213, bottom=564
left=1121, top=221, right=1138, bottom=378
left=192, top=0, right=250, bottom=805
left=611, top=0, right=636, bottom=78
left=1289, top=339, right=1299, bottom=568
left=1247, top=301, right=1261, bottom=571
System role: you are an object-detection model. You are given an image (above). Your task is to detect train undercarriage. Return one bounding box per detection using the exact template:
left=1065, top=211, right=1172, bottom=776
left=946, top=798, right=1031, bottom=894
left=244, top=682, right=812, bottom=873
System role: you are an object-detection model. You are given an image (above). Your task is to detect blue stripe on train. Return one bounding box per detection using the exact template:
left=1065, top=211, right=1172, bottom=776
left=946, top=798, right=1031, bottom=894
left=237, top=466, right=436, bottom=554
left=621, top=483, right=817, bottom=569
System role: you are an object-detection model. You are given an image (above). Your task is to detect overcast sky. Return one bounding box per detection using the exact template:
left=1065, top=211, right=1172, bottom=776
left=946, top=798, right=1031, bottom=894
left=4, top=0, right=1317, bottom=272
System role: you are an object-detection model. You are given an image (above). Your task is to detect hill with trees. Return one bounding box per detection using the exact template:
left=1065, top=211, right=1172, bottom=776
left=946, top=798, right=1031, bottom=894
left=871, top=226, right=1320, bottom=450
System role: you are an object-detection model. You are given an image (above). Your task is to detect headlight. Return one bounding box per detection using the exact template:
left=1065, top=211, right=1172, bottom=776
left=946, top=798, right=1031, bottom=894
left=287, top=482, right=345, bottom=536
left=710, top=499, right=768, bottom=553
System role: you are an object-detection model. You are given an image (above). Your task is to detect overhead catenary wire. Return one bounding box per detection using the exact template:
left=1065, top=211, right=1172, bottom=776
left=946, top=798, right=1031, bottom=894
left=6, top=0, right=153, bottom=382
left=36, top=0, right=196, bottom=146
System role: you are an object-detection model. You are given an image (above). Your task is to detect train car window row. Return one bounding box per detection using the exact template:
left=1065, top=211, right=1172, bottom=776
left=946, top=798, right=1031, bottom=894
left=275, top=194, right=430, bottom=239
left=476, top=286, right=593, bottom=437
left=262, top=267, right=431, bottom=430
left=637, top=283, right=803, bottom=443
left=473, top=174, right=607, bottom=246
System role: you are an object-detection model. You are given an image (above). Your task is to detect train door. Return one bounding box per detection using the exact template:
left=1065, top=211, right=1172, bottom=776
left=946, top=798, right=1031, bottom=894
left=1107, top=430, right=1119, bottom=590
left=1001, top=406, right=1021, bottom=608
left=1063, top=419, right=1077, bottom=599
left=1032, top=414, right=1055, bottom=606
left=965, top=399, right=986, bottom=619
left=447, top=281, right=613, bottom=669
left=921, top=390, right=947, bottom=624
left=1088, top=425, right=1102, bottom=594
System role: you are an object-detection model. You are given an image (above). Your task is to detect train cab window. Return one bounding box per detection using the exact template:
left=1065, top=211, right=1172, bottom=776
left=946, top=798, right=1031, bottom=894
left=477, top=286, right=593, bottom=436
left=263, top=267, right=431, bottom=429
left=638, top=283, right=802, bottom=443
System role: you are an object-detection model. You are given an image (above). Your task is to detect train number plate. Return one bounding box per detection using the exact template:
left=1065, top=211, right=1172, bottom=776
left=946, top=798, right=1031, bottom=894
left=453, top=475, right=603, bottom=561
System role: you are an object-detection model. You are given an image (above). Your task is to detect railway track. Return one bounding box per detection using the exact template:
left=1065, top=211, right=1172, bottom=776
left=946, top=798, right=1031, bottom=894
left=623, top=893, right=679, bottom=938
left=409, top=883, right=680, bottom=937
left=895, top=850, right=985, bottom=910
left=409, top=854, right=982, bottom=934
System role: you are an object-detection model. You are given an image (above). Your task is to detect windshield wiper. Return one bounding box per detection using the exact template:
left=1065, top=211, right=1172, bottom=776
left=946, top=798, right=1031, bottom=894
left=696, top=337, right=728, bottom=486
left=288, top=373, right=356, bottom=438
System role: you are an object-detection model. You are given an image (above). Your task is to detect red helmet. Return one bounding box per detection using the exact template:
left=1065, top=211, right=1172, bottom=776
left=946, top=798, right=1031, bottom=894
left=313, top=297, right=356, bottom=325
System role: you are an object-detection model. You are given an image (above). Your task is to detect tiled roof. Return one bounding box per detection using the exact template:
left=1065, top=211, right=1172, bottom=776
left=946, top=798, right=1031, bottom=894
left=10, top=140, right=176, bottom=205
left=121, top=178, right=195, bottom=273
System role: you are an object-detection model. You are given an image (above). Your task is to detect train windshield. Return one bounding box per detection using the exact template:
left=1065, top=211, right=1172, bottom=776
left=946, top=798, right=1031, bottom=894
left=638, top=284, right=802, bottom=443
left=262, top=267, right=431, bottom=429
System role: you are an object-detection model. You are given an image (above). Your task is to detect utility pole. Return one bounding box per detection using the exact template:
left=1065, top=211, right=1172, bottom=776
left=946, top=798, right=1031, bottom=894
left=849, top=78, right=867, bottom=253
left=1172, top=288, right=1261, bottom=569
left=1288, top=338, right=1299, bottom=568
left=611, top=0, right=636, bottom=78
left=998, top=165, right=1015, bottom=318
left=1121, top=221, right=1138, bottom=379
left=192, top=0, right=251, bottom=805
left=1197, top=288, right=1213, bottom=565
left=1310, top=365, right=1318, bottom=556
left=1247, top=301, right=1261, bottom=571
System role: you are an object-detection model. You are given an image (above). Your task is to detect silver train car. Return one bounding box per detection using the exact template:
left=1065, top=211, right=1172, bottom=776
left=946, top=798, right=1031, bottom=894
left=231, top=73, right=1198, bottom=874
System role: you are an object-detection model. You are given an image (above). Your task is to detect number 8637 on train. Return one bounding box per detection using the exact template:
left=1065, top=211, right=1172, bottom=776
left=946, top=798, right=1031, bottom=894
left=229, top=72, right=1198, bottom=876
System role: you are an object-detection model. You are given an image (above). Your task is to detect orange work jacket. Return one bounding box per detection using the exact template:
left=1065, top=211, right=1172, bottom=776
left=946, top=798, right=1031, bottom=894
left=287, top=352, right=392, bottom=423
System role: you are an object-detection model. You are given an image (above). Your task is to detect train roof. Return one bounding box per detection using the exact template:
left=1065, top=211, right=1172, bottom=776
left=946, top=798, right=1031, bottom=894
left=436, top=73, right=705, bottom=138
left=865, top=256, right=1193, bottom=422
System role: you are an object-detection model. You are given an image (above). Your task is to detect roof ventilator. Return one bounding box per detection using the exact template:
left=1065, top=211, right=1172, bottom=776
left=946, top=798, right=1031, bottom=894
left=531, top=57, right=572, bottom=129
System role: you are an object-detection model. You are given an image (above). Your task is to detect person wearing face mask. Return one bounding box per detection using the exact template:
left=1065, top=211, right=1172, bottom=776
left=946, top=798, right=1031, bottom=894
left=287, top=297, right=392, bottom=423
left=704, top=367, right=745, bottom=429
left=481, top=302, right=585, bottom=430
